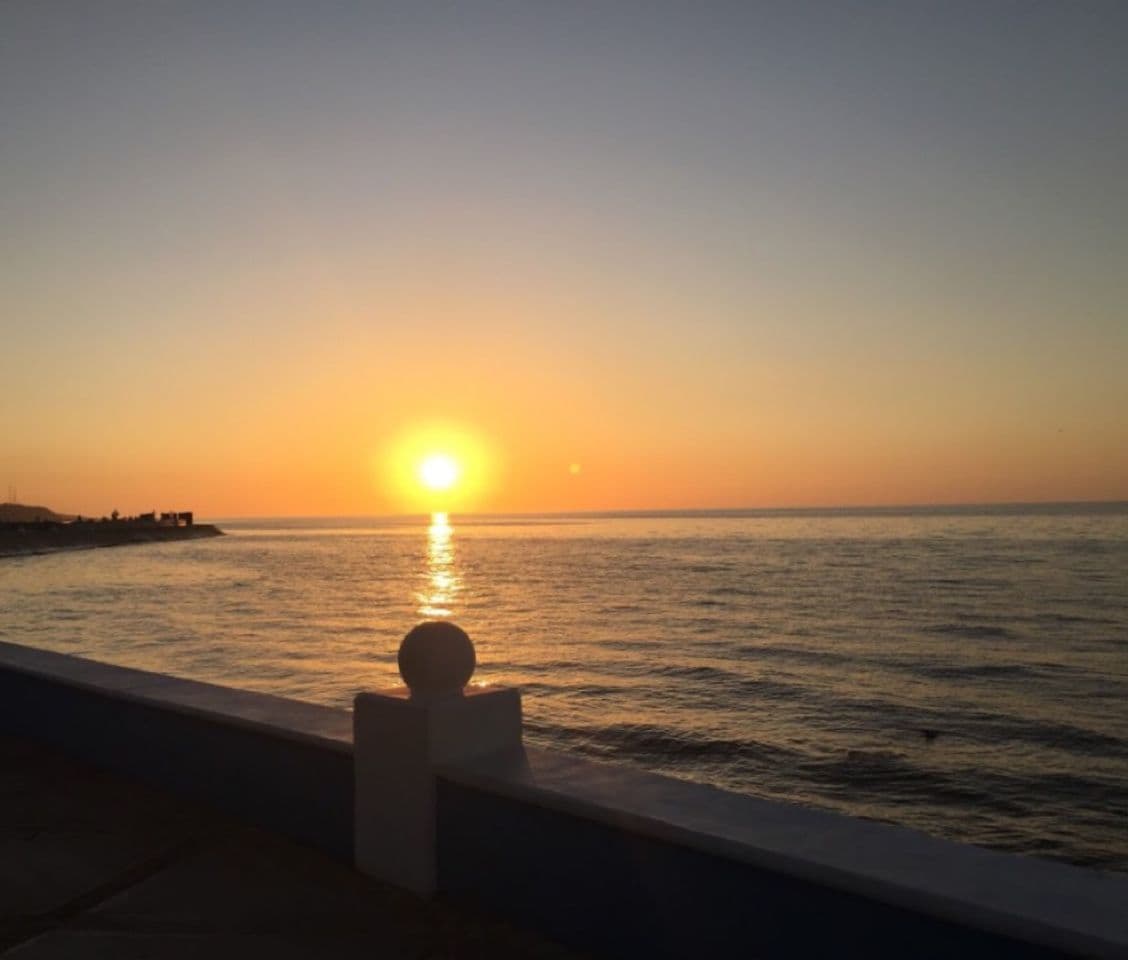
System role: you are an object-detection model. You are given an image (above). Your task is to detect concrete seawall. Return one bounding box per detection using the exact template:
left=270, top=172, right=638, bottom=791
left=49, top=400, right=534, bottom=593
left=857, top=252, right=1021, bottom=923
left=0, top=642, right=351, bottom=860
left=437, top=751, right=1124, bottom=958
left=1, top=640, right=1125, bottom=959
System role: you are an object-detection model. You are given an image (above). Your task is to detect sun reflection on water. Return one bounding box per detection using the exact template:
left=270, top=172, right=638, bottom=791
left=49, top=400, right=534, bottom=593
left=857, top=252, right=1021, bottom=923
left=417, top=511, right=461, bottom=618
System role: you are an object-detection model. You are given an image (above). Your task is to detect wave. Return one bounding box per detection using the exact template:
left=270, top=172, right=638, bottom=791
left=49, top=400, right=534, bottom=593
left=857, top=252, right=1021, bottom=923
left=910, top=662, right=1037, bottom=680
left=525, top=719, right=797, bottom=765
left=1029, top=611, right=1123, bottom=627
left=798, top=750, right=1029, bottom=818
left=960, top=713, right=1128, bottom=759
left=923, top=623, right=1018, bottom=640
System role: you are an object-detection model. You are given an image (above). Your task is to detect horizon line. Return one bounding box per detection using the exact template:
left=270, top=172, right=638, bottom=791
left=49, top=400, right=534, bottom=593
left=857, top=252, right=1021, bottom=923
left=202, top=498, right=1128, bottom=523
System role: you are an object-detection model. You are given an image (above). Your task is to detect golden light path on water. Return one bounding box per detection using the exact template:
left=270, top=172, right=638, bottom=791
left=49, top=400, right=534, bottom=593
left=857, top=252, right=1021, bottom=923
left=417, top=512, right=460, bottom=618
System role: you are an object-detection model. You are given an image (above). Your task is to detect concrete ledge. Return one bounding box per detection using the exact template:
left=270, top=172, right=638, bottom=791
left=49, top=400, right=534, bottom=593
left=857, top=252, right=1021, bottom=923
left=438, top=748, right=1128, bottom=959
left=0, top=641, right=354, bottom=860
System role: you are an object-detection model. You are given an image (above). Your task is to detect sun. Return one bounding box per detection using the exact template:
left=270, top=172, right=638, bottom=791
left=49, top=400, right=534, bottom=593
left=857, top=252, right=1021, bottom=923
left=379, top=422, right=491, bottom=511
left=419, top=453, right=460, bottom=492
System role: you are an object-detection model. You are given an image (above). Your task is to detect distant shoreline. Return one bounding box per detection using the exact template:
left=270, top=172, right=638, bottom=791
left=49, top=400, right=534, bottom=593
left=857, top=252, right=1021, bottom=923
left=0, top=522, right=223, bottom=559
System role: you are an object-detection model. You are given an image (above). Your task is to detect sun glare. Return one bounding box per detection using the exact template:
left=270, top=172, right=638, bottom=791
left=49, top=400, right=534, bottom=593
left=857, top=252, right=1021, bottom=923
left=379, top=422, right=492, bottom=512
left=419, top=454, right=460, bottom=492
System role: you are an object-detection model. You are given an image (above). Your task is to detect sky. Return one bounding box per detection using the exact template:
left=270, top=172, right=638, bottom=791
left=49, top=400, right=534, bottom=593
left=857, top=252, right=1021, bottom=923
left=2, top=1, right=1126, bottom=517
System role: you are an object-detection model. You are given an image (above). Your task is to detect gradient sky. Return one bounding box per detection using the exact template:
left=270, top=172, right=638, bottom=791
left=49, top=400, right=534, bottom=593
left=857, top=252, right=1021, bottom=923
left=2, top=1, right=1126, bottom=516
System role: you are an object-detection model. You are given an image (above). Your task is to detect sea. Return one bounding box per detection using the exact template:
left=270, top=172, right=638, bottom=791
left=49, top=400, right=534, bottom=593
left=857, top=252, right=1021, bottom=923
left=2, top=504, right=1126, bottom=872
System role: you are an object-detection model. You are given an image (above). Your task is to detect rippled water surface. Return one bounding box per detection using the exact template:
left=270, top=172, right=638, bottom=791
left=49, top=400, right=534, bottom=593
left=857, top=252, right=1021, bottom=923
left=2, top=505, right=1126, bottom=870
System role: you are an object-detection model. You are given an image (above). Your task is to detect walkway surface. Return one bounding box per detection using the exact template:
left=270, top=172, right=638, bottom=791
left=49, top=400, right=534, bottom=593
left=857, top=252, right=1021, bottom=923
left=0, top=733, right=583, bottom=958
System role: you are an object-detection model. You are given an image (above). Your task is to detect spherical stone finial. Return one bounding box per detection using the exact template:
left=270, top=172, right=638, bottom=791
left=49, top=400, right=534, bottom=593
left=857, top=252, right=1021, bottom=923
left=398, top=621, right=476, bottom=698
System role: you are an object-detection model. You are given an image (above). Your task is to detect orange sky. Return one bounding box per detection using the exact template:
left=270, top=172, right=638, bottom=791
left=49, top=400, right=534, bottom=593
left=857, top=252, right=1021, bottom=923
left=2, top=4, right=1126, bottom=518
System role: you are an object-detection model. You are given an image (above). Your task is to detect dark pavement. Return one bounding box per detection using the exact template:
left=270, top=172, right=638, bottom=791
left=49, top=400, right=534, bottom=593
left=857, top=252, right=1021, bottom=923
left=0, top=733, right=583, bottom=958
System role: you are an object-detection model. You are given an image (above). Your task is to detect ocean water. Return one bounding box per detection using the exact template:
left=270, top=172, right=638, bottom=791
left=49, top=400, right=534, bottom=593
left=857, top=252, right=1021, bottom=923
left=2, top=504, right=1126, bottom=871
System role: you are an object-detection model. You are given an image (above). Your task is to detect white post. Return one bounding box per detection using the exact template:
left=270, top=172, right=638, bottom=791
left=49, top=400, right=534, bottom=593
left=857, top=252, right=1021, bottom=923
left=353, top=622, right=523, bottom=896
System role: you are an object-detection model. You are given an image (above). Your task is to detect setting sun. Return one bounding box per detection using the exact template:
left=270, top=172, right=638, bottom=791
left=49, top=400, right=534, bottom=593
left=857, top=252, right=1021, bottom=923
left=379, top=422, right=495, bottom=512
left=419, top=454, right=460, bottom=492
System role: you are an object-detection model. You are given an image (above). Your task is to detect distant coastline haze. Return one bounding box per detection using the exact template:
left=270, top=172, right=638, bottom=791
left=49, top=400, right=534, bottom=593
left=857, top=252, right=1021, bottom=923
left=2, top=2, right=1126, bottom=516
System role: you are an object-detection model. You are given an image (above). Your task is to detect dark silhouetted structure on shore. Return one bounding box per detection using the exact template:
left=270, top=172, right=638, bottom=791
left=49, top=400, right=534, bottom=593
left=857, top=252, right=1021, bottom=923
left=0, top=508, right=220, bottom=557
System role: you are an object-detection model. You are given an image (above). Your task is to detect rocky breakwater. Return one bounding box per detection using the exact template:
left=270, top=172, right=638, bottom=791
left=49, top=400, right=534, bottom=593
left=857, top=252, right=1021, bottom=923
left=0, top=512, right=223, bottom=558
